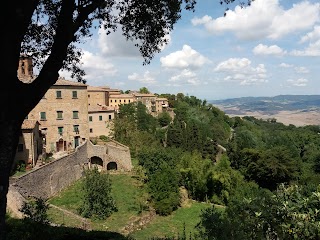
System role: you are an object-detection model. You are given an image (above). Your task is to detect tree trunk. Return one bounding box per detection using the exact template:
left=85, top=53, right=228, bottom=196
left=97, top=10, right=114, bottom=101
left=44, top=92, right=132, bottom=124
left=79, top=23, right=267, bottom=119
left=0, top=116, right=22, bottom=240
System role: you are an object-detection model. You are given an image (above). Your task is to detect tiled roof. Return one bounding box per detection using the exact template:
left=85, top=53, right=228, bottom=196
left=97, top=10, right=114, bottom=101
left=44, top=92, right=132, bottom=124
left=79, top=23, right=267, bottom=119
left=110, top=94, right=135, bottom=98
left=156, top=98, right=168, bottom=101
left=54, top=78, right=87, bottom=87
left=87, top=86, right=110, bottom=91
left=21, top=120, right=39, bottom=130
left=134, top=93, right=156, bottom=97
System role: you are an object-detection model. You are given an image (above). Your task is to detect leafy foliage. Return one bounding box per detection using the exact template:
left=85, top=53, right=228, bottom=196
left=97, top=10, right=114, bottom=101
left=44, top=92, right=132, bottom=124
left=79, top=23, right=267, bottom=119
left=78, top=168, right=117, bottom=220
left=19, top=197, right=50, bottom=224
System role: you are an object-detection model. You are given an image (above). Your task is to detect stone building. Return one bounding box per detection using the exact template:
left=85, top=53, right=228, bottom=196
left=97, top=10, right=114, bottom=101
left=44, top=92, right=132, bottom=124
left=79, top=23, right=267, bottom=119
left=88, top=105, right=115, bottom=138
left=87, top=86, right=121, bottom=107
left=133, top=93, right=157, bottom=113
left=14, top=120, right=43, bottom=168
left=27, top=78, right=89, bottom=153
left=155, top=97, right=169, bottom=114
left=109, top=94, right=136, bottom=111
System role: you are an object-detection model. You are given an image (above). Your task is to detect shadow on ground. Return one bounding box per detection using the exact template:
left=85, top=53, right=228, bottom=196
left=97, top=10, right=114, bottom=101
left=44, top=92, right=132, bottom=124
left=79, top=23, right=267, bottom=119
left=6, top=218, right=134, bottom=240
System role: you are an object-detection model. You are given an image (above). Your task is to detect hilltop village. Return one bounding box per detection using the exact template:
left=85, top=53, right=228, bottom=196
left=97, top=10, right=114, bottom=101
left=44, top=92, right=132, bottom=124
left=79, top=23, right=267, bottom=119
left=15, top=56, right=169, bottom=171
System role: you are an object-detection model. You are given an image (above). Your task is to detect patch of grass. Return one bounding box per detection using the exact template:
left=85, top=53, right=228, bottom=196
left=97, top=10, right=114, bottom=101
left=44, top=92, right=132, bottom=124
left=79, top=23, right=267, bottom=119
left=130, top=201, right=212, bottom=240
left=48, top=174, right=148, bottom=233
left=49, top=180, right=83, bottom=214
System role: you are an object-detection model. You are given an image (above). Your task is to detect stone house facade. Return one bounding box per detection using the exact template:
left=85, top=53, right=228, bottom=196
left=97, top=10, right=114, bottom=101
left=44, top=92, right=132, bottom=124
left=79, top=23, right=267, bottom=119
left=27, top=78, right=89, bottom=153
left=88, top=105, right=115, bottom=138
left=133, top=93, right=157, bottom=113
left=14, top=120, right=43, bottom=168
left=155, top=97, right=169, bottom=114
left=109, top=94, right=136, bottom=111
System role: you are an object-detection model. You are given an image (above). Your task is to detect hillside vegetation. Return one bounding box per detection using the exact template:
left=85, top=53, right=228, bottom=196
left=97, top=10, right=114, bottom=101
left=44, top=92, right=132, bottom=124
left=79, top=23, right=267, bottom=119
left=10, top=93, right=320, bottom=239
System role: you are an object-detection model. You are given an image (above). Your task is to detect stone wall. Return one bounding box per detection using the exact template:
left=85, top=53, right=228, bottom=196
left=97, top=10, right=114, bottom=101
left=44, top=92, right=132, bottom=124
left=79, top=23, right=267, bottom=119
left=106, top=140, right=132, bottom=171
left=11, top=141, right=88, bottom=200
left=87, top=140, right=132, bottom=171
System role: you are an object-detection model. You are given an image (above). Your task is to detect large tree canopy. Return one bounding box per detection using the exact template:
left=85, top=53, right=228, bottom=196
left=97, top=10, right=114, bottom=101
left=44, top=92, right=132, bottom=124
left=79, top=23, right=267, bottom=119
left=0, top=0, right=251, bottom=238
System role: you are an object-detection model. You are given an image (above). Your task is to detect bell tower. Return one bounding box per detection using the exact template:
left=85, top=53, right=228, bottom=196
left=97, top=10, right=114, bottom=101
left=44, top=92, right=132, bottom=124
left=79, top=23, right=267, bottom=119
left=18, top=55, right=34, bottom=80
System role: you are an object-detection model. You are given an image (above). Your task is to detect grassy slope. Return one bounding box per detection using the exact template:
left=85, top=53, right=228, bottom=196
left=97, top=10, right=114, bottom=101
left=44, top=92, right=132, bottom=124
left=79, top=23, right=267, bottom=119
left=48, top=173, right=212, bottom=239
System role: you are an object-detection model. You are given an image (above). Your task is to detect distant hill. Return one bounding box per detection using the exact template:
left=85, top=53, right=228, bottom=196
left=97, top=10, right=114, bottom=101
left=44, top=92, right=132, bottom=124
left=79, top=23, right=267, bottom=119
left=209, top=95, right=320, bottom=126
left=210, top=95, right=320, bottom=115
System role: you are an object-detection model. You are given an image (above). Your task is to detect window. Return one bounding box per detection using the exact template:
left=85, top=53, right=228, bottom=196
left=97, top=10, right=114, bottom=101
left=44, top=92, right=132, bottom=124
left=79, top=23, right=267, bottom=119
left=129, top=100, right=131, bottom=103
left=73, top=111, right=79, bottom=119
left=56, top=90, right=62, bottom=98
left=57, top=111, right=63, bottom=119
left=110, top=100, right=112, bottom=103
left=120, top=100, right=121, bottom=103
left=40, top=112, right=46, bottom=120
left=89, top=116, right=92, bottom=122
left=73, top=125, right=79, bottom=133
left=88, top=94, right=90, bottom=98
left=99, top=116, right=103, bottom=121
left=58, top=127, right=63, bottom=135
left=17, top=144, right=23, bottom=152
left=72, top=91, right=78, bottom=98
left=115, top=100, right=117, bottom=103
left=124, top=100, right=126, bottom=103
left=90, top=128, right=93, bottom=133
left=109, top=115, right=112, bottom=120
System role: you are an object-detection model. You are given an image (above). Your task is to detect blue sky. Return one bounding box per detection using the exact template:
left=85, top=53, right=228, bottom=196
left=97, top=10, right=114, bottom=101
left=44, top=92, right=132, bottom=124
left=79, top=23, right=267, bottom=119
left=60, top=0, right=320, bottom=100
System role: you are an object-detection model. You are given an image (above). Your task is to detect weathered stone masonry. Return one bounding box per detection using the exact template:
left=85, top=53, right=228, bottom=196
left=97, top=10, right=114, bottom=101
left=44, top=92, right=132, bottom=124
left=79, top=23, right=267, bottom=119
left=7, top=140, right=132, bottom=217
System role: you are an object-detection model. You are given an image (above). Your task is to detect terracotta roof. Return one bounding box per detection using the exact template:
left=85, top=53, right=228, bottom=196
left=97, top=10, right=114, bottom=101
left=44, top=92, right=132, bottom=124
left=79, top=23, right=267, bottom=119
left=54, top=78, right=87, bottom=87
left=134, top=93, right=156, bottom=97
left=88, top=105, right=115, bottom=113
left=156, top=98, right=168, bottom=101
left=110, top=94, right=135, bottom=98
left=87, top=86, right=110, bottom=91
left=21, top=120, right=40, bottom=130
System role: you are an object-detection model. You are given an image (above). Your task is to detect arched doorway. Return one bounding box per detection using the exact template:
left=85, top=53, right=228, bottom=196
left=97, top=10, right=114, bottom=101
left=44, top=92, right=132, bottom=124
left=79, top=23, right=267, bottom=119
left=107, top=162, right=117, bottom=170
left=90, top=156, right=103, bottom=170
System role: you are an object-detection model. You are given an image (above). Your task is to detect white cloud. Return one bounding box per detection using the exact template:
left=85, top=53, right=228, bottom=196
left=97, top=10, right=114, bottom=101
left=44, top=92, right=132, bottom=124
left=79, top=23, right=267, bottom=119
left=214, top=58, right=267, bottom=85
left=128, top=71, right=157, bottom=84
left=169, top=69, right=200, bottom=85
left=291, top=39, right=320, bottom=56
left=287, top=78, right=308, bottom=87
left=98, top=28, right=140, bottom=57
left=299, top=25, right=320, bottom=43
left=192, top=0, right=320, bottom=40
left=63, top=51, right=117, bottom=83
left=160, top=45, right=209, bottom=69
left=294, top=66, right=309, bottom=73
left=98, top=28, right=171, bottom=58
left=253, top=44, right=286, bottom=56
left=279, top=63, right=293, bottom=68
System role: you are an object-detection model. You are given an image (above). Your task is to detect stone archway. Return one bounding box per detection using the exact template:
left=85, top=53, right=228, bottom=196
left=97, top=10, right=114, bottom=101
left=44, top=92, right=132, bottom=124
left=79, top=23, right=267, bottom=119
left=107, top=161, right=117, bottom=170
left=90, top=156, right=103, bottom=170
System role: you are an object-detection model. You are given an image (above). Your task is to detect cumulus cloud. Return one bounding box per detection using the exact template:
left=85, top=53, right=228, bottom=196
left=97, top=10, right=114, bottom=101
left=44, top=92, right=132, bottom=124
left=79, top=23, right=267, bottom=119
left=295, top=66, right=309, bottom=73
left=279, top=63, right=293, bottom=68
left=214, top=58, right=267, bottom=85
left=169, top=69, right=200, bottom=86
left=160, top=45, right=209, bottom=69
left=299, top=25, right=320, bottom=43
left=128, top=71, right=157, bottom=84
left=291, top=40, right=320, bottom=56
left=98, top=28, right=171, bottom=57
left=287, top=78, right=308, bottom=87
left=253, top=44, right=286, bottom=56
left=61, top=51, right=117, bottom=83
left=291, top=25, right=320, bottom=56
left=192, top=0, right=320, bottom=40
